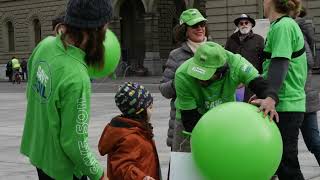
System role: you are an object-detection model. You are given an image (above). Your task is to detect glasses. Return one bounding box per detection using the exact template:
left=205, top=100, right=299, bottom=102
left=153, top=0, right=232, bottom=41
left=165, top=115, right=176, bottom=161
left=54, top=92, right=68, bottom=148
left=191, top=21, right=206, bottom=29
left=239, top=21, right=249, bottom=26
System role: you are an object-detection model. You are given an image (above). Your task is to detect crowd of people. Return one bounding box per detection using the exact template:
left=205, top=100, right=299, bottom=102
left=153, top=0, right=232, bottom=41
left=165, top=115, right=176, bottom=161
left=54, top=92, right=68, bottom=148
left=6, top=56, right=27, bottom=83
left=19, top=0, right=319, bottom=179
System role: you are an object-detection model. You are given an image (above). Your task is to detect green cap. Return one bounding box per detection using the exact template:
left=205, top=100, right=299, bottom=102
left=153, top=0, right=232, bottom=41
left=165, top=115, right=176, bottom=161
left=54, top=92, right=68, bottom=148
left=179, top=9, right=207, bottom=26
left=187, top=42, right=227, bottom=81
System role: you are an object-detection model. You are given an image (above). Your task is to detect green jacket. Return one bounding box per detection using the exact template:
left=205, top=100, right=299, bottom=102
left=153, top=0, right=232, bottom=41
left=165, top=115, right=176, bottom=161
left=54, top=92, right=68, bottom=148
left=11, top=58, right=20, bottom=69
left=20, top=36, right=103, bottom=180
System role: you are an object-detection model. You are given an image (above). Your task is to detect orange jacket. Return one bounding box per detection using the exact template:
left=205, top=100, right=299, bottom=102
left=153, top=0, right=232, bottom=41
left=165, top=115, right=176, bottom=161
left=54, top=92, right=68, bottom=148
left=98, top=116, right=160, bottom=180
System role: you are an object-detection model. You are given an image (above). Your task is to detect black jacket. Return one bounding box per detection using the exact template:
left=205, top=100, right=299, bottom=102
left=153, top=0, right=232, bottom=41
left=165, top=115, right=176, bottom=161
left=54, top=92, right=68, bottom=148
left=225, top=31, right=265, bottom=102
left=225, top=31, right=264, bottom=73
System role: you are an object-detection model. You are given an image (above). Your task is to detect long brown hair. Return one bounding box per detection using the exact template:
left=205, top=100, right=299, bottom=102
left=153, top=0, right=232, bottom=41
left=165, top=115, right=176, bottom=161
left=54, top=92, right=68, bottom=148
left=61, top=25, right=106, bottom=70
left=273, top=0, right=301, bottom=17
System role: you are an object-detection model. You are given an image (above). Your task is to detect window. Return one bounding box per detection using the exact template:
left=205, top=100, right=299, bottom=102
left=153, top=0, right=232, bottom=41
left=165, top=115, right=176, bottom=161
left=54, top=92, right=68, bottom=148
left=7, top=21, right=15, bottom=52
left=33, top=19, right=41, bottom=45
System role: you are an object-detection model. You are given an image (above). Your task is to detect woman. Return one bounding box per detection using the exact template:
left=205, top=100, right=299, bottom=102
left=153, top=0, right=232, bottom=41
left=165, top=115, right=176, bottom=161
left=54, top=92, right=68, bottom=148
left=20, top=0, right=112, bottom=179
left=159, top=8, right=209, bottom=151
left=262, top=0, right=307, bottom=179
left=295, top=7, right=320, bottom=166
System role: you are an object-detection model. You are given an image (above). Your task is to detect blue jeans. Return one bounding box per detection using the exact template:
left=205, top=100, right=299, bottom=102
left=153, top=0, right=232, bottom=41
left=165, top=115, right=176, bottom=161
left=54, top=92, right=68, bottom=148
left=300, top=112, right=320, bottom=165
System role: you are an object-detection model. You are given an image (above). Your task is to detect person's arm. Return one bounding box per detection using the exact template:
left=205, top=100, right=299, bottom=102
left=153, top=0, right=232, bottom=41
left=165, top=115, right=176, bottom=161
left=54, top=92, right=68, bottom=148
left=109, top=135, right=150, bottom=180
left=247, top=75, right=279, bottom=121
left=175, top=71, right=199, bottom=132
left=304, top=40, right=314, bottom=69
left=60, top=81, right=103, bottom=180
left=266, top=57, right=289, bottom=94
left=26, top=44, right=41, bottom=99
left=181, top=109, right=202, bottom=132
left=234, top=54, right=279, bottom=121
left=247, top=76, right=278, bottom=104
left=159, top=53, right=178, bottom=99
left=257, top=36, right=265, bottom=73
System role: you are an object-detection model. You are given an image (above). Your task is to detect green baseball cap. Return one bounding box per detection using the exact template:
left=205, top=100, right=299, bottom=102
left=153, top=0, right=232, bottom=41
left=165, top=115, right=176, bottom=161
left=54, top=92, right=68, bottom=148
left=179, top=9, right=207, bottom=26
left=187, top=42, right=227, bottom=80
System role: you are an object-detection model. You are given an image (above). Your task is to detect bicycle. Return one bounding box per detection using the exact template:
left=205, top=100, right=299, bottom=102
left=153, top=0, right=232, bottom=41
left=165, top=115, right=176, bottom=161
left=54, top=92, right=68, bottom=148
left=116, top=61, right=131, bottom=79
left=12, top=70, right=21, bottom=84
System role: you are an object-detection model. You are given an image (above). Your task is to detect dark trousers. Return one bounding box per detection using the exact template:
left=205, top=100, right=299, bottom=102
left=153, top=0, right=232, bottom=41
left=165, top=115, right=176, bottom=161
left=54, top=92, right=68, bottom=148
left=301, top=112, right=320, bottom=165
left=37, top=168, right=87, bottom=180
left=7, top=70, right=12, bottom=82
left=276, top=112, right=305, bottom=180
left=21, top=69, right=28, bottom=80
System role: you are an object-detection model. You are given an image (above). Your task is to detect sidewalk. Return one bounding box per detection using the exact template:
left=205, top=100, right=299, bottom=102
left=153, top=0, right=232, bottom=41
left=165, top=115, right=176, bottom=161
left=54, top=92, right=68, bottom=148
left=0, top=93, right=319, bottom=179
left=91, top=76, right=162, bottom=93
left=0, top=76, right=319, bottom=179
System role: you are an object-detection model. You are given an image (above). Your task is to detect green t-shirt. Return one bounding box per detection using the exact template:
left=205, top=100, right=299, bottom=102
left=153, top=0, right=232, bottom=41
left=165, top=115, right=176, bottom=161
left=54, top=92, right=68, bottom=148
left=20, top=36, right=103, bottom=180
left=175, top=51, right=259, bottom=119
left=263, top=16, right=307, bottom=112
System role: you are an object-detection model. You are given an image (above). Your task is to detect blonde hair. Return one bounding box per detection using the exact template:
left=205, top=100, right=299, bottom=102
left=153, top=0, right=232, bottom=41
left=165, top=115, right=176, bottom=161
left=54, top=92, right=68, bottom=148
left=273, top=0, right=301, bottom=16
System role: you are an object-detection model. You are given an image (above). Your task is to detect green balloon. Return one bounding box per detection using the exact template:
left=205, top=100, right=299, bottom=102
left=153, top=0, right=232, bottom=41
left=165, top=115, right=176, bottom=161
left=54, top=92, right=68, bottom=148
left=88, top=29, right=121, bottom=78
left=191, top=102, right=282, bottom=180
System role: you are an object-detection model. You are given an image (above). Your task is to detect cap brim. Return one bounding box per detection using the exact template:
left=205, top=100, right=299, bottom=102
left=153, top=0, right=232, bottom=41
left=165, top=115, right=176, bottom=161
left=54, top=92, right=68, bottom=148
left=185, top=17, right=207, bottom=26
left=187, top=58, right=216, bottom=81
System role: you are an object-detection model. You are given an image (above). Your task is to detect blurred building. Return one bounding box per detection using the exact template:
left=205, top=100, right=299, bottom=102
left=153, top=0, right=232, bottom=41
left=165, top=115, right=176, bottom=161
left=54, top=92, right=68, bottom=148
left=0, top=0, right=319, bottom=76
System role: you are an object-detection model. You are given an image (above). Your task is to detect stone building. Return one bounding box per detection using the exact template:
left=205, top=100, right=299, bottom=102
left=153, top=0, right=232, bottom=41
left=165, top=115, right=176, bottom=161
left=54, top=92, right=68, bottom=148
left=0, top=0, right=319, bottom=77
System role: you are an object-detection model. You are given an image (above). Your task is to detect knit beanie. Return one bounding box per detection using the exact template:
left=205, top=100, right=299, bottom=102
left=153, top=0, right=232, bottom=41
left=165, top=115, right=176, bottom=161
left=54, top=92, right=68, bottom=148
left=64, top=0, right=113, bottom=29
left=115, top=82, right=153, bottom=116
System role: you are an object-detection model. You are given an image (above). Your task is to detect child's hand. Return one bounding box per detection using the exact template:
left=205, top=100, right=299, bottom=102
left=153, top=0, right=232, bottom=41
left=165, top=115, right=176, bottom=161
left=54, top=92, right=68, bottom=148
left=143, top=176, right=155, bottom=180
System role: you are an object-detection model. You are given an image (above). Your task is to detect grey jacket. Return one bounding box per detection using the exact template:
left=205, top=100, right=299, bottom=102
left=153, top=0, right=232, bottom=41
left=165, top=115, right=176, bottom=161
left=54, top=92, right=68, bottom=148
left=159, top=42, right=193, bottom=147
left=304, top=39, right=319, bottom=112
left=296, top=17, right=316, bottom=56
left=296, top=18, right=320, bottom=113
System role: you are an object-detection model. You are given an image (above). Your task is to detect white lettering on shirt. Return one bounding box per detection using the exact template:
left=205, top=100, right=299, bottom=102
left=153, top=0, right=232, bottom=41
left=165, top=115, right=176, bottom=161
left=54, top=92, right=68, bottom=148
left=76, top=97, right=99, bottom=174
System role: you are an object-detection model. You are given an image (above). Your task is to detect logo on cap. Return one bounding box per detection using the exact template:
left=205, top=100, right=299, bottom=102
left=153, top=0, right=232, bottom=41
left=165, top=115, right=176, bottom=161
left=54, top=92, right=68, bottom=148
left=192, top=67, right=206, bottom=74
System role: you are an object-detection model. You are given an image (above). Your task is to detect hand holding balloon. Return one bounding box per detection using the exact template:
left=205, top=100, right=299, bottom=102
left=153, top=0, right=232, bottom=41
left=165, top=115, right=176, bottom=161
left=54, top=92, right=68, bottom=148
left=250, top=97, right=279, bottom=122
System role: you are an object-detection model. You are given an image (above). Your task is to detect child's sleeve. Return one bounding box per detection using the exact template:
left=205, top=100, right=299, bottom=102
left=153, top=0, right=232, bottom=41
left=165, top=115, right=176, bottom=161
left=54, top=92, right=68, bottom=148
left=98, top=124, right=110, bottom=156
left=109, top=134, right=148, bottom=180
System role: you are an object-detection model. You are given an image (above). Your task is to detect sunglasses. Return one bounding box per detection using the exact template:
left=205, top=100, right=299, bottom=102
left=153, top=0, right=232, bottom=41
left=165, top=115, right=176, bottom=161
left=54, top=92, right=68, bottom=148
left=191, top=21, right=206, bottom=29
left=239, top=21, right=250, bottom=26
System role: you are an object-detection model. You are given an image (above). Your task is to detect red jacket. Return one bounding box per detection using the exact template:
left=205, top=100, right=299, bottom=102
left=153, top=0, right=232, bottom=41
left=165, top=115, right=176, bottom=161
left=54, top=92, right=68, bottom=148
left=98, top=116, right=160, bottom=180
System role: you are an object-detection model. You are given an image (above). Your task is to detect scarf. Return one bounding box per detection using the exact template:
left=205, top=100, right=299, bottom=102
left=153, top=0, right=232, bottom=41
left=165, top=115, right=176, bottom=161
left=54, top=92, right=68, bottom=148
left=187, top=36, right=207, bottom=53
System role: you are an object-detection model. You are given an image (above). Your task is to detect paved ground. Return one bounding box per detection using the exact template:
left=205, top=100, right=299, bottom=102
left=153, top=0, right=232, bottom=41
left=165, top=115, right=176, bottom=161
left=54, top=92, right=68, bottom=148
left=0, top=75, right=319, bottom=180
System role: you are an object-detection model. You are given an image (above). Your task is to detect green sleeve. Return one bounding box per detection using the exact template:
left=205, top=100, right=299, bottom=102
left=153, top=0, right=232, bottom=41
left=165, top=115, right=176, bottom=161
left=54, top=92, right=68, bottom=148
left=26, top=43, right=41, bottom=99
left=60, top=81, right=103, bottom=180
left=175, top=72, right=197, bottom=110
left=236, top=56, right=260, bottom=85
left=270, top=25, right=293, bottom=59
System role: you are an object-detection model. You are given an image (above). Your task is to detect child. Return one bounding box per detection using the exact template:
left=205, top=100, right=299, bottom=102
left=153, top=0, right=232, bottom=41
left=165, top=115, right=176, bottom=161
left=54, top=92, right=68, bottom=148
left=98, top=82, right=161, bottom=180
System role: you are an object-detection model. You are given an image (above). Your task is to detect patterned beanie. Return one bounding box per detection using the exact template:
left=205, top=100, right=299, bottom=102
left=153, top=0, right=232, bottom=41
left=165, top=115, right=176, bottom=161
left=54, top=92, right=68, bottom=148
left=64, top=0, right=113, bottom=29
left=115, top=82, right=153, bottom=116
